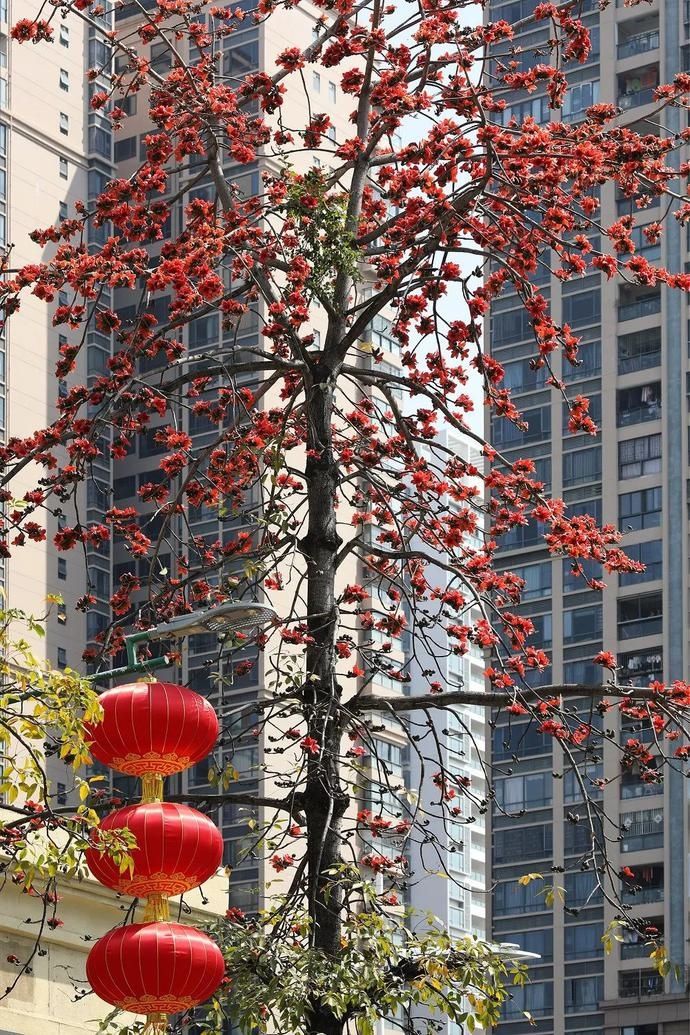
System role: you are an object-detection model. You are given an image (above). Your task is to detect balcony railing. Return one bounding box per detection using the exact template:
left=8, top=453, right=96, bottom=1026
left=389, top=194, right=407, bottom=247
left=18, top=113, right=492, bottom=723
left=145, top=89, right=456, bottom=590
left=622, top=884, right=663, bottom=904
left=617, top=402, right=662, bottom=426
left=618, top=346, right=662, bottom=375
left=622, top=939, right=661, bottom=960
left=617, top=31, right=659, bottom=59
left=618, top=295, right=661, bottom=321
left=618, top=970, right=664, bottom=998
left=618, top=615, right=663, bottom=639
left=618, top=87, right=657, bottom=109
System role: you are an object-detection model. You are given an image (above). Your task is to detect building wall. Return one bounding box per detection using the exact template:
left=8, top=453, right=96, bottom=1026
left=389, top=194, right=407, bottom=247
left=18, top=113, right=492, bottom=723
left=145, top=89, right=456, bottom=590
left=487, top=0, right=690, bottom=1033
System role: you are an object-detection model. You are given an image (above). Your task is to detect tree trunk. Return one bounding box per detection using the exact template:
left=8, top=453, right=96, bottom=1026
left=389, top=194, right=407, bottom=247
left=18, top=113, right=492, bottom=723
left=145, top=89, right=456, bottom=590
left=301, top=357, right=348, bottom=1035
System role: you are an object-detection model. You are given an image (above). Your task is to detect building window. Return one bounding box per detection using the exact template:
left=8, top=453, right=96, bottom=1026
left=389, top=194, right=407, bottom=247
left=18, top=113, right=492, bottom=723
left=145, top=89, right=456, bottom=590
left=619, top=539, right=662, bottom=586
left=57, top=647, right=67, bottom=669
left=617, top=382, right=661, bottom=426
left=564, top=975, right=603, bottom=1013
left=59, top=200, right=68, bottom=221
left=619, top=487, right=662, bottom=530
left=223, top=36, right=259, bottom=79
left=509, top=560, right=552, bottom=601
left=502, top=356, right=547, bottom=394
left=563, top=604, right=602, bottom=644
left=150, top=41, right=172, bottom=71
left=493, top=824, right=553, bottom=864
left=621, top=808, right=663, bottom=852
left=563, top=660, right=602, bottom=685
left=564, top=923, right=603, bottom=962
left=620, top=767, right=662, bottom=799
left=312, top=71, right=321, bottom=92
left=563, top=764, right=603, bottom=803
left=328, top=80, right=336, bottom=103
left=510, top=929, right=552, bottom=961
left=492, top=721, right=549, bottom=762
left=564, top=870, right=603, bottom=906
left=57, top=782, right=67, bottom=805
left=618, top=433, right=661, bottom=480
left=59, top=156, right=68, bottom=179
left=618, top=647, right=662, bottom=684
left=57, top=603, right=67, bottom=625
left=562, top=556, right=601, bottom=593
left=563, top=445, right=601, bottom=486
left=58, top=558, right=67, bottom=581
left=493, top=404, right=551, bottom=447
left=495, top=772, right=552, bottom=811
left=562, top=79, right=599, bottom=120
left=493, top=878, right=549, bottom=916
left=188, top=313, right=219, bottom=351
left=120, top=93, right=137, bottom=117
left=502, top=981, right=553, bottom=1019
left=327, top=125, right=336, bottom=141
left=59, top=112, right=69, bottom=135
left=617, top=592, right=662, bottom=640
left=113, top=135, right=137, bottom=162
left=59, top=68, right=69, bottom=91
left=562, top=286, right=600, bottom=329
left=113, top=475, right=136, bottom=500
left=59, top=23, right=69, bottom=46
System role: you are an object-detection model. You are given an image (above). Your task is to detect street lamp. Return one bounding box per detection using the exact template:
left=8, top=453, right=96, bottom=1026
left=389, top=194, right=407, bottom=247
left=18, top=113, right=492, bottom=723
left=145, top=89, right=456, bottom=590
left=91, top=602, right=280, bottom=685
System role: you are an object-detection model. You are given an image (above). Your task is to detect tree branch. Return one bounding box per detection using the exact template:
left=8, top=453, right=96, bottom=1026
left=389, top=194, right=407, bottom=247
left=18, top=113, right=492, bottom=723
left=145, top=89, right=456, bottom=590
left=348, top=683, right=662, bottom=713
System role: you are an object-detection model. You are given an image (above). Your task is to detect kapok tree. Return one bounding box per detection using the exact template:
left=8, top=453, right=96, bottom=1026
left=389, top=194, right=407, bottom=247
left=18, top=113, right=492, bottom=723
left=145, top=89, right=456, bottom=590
left=3, top=0, right=690, bottom=1030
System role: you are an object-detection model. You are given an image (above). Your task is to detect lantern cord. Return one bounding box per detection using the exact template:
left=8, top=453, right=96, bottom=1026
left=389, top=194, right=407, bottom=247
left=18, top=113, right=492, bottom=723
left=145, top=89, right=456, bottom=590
left=143, top=1013, right=168, bottom=1035
left=142, top=894, right=170, bottom=922
left=141, top=773, right=164, bottom=803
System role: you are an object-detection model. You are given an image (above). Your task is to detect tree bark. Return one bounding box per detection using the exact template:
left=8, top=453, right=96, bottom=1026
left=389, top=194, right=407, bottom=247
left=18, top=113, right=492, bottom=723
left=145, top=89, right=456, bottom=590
left=301, top=356, right=348, bottom=1035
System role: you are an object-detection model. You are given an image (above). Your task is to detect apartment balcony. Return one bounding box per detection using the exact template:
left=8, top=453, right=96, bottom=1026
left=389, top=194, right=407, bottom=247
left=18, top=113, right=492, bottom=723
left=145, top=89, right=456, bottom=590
left=618, top=970, right=665, bottom=999
left=621, top=920, right=663, bottom=959
left=617, top=66, right=659, bottom=109
left=621, top=863, right=664, bottom=905
left=618, top=30, right=659, bottom=60
left=616, top=383, right=662, bottom=427
left=618, top=289, right=661, bottom=323
left=618, top=328, right=662, bottom=374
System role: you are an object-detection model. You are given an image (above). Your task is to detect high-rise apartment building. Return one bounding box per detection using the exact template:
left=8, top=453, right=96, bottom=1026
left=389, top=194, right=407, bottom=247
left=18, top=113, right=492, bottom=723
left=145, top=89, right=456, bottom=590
left=487, top=2, right=689, bottom=1034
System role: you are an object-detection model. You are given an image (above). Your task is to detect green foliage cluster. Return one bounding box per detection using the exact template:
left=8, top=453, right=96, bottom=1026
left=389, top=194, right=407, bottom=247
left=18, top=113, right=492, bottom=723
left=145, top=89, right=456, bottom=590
left=192, top=877, right=525, bottom=1035
left=284, top=173, right=360, bottom=303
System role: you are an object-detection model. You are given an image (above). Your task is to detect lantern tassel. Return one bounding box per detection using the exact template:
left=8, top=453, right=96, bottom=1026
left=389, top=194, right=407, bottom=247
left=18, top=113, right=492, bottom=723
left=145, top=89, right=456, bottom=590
left=141, top=773, right=164, bottom=803
left=142, top=894, right=170, bottom=922
left=143, top=1013, right=167, bottom=1035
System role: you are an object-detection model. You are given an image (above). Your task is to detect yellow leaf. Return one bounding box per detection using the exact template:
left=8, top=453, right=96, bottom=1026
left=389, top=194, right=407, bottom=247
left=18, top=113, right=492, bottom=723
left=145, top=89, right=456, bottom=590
left=517, top=873, right=543, bottom=886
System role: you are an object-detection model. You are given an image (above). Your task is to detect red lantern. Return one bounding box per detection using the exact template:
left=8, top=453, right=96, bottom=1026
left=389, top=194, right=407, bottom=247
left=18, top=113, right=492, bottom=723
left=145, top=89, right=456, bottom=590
left=86, top=922, right=225, bottom=1014
left=86, top=803, right=223, bottom=898
left=85, top=681, right=219, bottom=777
